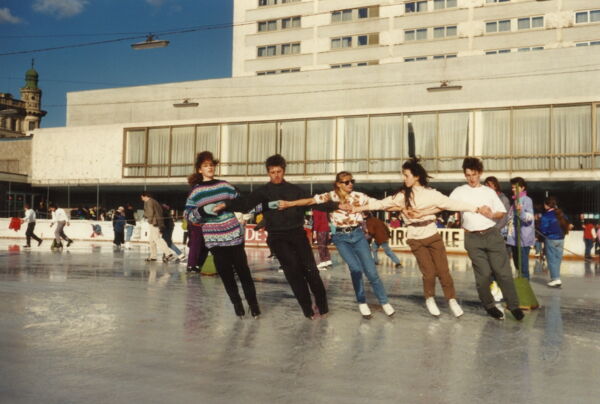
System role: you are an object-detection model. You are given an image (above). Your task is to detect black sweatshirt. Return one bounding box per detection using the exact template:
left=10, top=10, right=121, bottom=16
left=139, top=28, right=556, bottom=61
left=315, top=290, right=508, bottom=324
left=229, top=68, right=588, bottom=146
left=224, top=181, right=336, bottom=233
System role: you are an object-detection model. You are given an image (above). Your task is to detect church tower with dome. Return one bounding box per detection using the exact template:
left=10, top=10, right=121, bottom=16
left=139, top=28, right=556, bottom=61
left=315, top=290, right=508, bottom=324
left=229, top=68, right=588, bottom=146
left=19, top=60, right=47, bottom=132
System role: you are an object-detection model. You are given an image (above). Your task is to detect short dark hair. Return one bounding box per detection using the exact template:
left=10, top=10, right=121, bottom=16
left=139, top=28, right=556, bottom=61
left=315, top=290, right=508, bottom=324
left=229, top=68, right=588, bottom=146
left=265, top=154, right=286, bottom=171
left=510, top=176, right=527, bottom=190
left=49, top=203, right=57, bottom=209
left=141, top=191, right=152, bottom=198
left=462, top=157, right=483, bottom=173
left=24, top=203, right=30, bottom=209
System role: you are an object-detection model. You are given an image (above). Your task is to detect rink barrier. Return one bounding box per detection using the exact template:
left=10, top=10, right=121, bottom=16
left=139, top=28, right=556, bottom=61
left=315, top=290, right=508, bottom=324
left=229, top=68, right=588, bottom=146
left=0, top=219, right=587, bottom=258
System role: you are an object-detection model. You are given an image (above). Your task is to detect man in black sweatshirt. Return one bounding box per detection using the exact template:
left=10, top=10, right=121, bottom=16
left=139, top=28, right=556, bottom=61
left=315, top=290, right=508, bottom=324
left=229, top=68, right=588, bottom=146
left=215, top=154, right=330, bottom=319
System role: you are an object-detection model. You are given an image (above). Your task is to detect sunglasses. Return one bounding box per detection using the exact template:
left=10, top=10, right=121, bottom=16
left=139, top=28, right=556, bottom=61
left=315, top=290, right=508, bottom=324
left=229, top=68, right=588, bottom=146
left=339, top=179, right=355, bottom=185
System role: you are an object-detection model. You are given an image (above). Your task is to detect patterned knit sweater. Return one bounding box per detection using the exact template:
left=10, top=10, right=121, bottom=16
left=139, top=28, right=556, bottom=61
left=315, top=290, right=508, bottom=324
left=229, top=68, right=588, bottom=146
left=184, top=179, right=244, bottom=249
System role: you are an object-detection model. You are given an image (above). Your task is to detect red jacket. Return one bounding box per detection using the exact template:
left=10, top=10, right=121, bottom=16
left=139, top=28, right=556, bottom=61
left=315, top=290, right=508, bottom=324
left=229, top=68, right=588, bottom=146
left=9, top=217, right=21, bottom=232
left=312, top=210, right=330, bottom=232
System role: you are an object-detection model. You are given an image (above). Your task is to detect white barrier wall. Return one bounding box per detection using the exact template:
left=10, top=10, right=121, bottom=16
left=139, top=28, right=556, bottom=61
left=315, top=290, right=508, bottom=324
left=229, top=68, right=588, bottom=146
left=1, top=219, right=587, bottom=258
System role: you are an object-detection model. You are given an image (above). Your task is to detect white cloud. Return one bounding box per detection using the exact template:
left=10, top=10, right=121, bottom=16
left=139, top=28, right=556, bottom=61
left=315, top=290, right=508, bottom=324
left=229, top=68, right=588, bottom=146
left=0, top=7, right=22, bottom=24
left=32, top=0, right=89, bottom=19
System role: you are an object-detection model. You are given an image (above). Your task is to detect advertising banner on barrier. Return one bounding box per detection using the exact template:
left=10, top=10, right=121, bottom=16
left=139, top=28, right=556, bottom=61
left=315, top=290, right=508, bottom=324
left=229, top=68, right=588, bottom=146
left=389, top=228, right=464, bottom=252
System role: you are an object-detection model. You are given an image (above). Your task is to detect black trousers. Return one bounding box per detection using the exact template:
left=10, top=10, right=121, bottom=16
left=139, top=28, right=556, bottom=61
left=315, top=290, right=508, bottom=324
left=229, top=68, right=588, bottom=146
left=268, top=228, right=328, bottom=318
left=210, top=244, right=259, bottom=308
left=25, top=222, right=42, bottom=246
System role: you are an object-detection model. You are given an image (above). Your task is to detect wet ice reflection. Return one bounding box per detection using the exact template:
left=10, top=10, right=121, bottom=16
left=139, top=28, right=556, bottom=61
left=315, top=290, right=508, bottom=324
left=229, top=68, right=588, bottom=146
left=1, top=241, right=600, bottom=403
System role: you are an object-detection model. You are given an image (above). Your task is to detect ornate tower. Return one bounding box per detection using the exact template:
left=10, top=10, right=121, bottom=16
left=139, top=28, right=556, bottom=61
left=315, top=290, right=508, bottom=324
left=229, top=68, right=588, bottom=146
left=19, top=60, right=46, bottom=132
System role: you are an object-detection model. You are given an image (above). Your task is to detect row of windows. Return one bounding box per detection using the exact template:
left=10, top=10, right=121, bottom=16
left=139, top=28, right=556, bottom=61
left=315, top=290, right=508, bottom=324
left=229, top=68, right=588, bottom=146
left=485, top=46, right=543, bottom=55
left=405, top=54, right=456, bottom=62
left=331, top=61, right=378, bottom=68
left=485, top=16, right=543, bottom=33
left=576, top=40, right=600, bottom=47
left=405, top=25, right=457, bottom=41
left=405, top=0, right=457, bottom=14
left=331, top=33, right=379, bottom=49
left=258, top=0, right=299, bottom=7
left=256, top=68, right=301, bottom=75
left=257, top=42, right=300, bottom=57
left=575, top=9, right=600, bottom=25
left=123, top=104, right=600, bottom=177
left=331, top=6, right=379, bottom=23
left=258, top=16, right=301, bottom=32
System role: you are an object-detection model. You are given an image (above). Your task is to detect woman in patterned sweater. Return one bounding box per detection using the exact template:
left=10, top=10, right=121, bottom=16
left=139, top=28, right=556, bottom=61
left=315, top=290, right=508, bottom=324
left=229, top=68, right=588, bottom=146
left=185, top=151, right=260, bottom=319
left=279, top=171, right=395, bottom=319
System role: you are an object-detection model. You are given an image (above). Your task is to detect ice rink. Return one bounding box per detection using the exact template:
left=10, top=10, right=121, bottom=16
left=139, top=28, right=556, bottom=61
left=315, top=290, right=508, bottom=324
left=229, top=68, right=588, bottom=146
left=1, top=240, right=599, bottom=404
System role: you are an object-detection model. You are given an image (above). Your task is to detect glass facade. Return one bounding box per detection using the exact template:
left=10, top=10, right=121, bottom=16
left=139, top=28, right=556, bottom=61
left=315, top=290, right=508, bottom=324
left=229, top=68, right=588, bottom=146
left=123, top=103, right=600, bottom=178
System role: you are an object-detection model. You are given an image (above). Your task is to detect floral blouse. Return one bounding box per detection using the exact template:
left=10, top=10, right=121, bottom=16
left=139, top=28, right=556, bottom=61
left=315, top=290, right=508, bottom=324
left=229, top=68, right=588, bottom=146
left=313, top=191, right=369, bottom=228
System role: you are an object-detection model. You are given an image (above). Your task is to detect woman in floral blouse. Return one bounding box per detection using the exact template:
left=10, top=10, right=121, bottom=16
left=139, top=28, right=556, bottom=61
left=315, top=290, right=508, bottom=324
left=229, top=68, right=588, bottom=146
left=278, top=171, right=394, bottom=319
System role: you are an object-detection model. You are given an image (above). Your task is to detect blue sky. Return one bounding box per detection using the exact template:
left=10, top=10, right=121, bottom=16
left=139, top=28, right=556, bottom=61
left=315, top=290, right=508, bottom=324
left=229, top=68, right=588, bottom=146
left=0, top=0, right=233, bottom=127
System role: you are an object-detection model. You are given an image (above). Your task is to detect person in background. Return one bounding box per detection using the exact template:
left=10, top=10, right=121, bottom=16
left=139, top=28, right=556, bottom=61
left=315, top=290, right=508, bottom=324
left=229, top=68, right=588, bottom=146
left=141, top=192, right=175, bottom=262
left=161, top=204, right=185, bottom=263
left=124, top=203, right=136, bottom=250
left=363, top=212, right=402, bottom=269
left=112, top=206, right=126, bottom=250
left=312, top=209, right=332, bottom=269
left=388, top=214, right=402, bottom=229
left=583, top=219, right=596, bottom=259
left=49, top=204, right=73, bottom=248
left=21, top=203, right=42, bottom=248
left=507, top=177, right=535, bottom=279
left=540, top=196, right=570, bottom=288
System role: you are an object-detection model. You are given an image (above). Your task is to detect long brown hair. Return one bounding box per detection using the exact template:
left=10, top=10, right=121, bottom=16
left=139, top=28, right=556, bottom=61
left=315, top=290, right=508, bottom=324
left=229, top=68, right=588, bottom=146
left=545, top=196, right=569, bottom=235
left=334, top=171, right=353, bottom=203
left=188, top=151, right=219, bottom=186
left=400, top=158, right=431, bottom=209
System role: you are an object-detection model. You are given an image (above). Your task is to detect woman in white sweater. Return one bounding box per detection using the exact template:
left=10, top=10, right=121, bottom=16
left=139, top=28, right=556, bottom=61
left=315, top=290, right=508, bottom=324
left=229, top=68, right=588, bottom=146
left=352, top=158, right=490, bottom=317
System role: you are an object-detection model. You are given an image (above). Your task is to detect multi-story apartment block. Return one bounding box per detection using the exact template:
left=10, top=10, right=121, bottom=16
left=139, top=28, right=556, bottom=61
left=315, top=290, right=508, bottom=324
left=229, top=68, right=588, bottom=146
left=233, top=0, right=600, bottom=76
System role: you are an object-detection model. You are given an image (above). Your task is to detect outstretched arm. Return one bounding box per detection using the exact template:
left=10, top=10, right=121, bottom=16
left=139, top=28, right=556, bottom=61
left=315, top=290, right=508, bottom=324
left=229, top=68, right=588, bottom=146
left=278, top=197, right=316, bottom=210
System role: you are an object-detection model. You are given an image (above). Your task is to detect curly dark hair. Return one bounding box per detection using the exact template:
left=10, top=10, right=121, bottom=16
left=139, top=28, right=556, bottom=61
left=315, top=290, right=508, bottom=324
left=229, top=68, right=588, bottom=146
left=265, top=154, right=286, bottom=171
left=462, top=157, right=484, bottom=173
left=188, top=151, right=219, bottom=186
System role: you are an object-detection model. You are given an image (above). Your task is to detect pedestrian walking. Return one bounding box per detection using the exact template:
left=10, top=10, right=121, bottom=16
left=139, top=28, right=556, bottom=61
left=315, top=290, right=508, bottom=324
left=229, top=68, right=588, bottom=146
left=124, top=203, right=136, bottom=249
left=540, top=196, right=570, bottom=288
left=21, top=204, right=42, bottom=248
left=112, top=206, right=126, bottom=249
left=312, top=209, right=332, bottom=269
left=507, top=177, right=535, bottom=279
left=49, top=204, right=73, bottom=249
left=363, top=212, right=402, bottom=268
left=141, top=192, right=175, bottom=262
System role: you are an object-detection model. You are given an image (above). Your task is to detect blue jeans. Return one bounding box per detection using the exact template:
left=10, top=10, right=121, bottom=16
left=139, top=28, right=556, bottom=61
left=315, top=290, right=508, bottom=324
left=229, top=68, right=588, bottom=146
left=584, top=238, right=594, bottom=257
left=511, top=246, right=531, bottom=279
left=125, top=224, right=134, bottom=241
left=371, top=241, right=401, bottom=265
left=545, top=239, right=564, bottom=280
left=332, top=228, right=389, bottom=304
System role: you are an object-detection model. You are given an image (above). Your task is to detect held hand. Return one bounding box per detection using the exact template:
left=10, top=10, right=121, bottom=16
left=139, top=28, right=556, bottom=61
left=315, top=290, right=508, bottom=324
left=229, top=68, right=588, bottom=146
left=477, top=205, right=493, bottom=219
left=278, top=200, right=291, bottom=210
left=212, top=203, right=226, bottom=213
left=404, top=208, right=422, bottom=219
left=338, top=203, right=353, bottom=212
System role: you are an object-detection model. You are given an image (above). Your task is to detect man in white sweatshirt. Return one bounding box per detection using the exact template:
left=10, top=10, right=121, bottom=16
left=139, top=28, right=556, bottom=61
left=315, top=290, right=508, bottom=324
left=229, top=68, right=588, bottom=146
left=49, top=204, right=73, bottom=248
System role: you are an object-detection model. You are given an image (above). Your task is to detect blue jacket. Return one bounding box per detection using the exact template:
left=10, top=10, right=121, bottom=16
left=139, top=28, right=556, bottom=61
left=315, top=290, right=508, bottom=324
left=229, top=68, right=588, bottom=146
left=506, top=193, right=535, bottom=247
left=540, top=210, right=564, bottom=240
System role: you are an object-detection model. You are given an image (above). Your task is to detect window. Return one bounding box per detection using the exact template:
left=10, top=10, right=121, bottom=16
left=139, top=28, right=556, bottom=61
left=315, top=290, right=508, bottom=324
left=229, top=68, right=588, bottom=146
left=486, top=0, right=510, bottom=3
left=405, top=1, right=427, bottom=13
left=517, top=16, right=543, bottom=30
left=433, top=54, right=457, bottom=59
left=331, top=61, right=378, bottom=68
left=331, top=34, right=378, bottom=49
left=433, top=25, right=457, bottom=39
left=518, top=46, right=544, bottom=52
left=257, top=42, right=300, bottom=57
left=575, top=40, right=600, bottom=47
left=259, top=0, right=299, bottom=6
left=434, top=0, right=457, bottom=10
left=258, top=19, right=277, bottom=32
left=332, top=6, right=378, bottom=22
left=485, top=49, right=510, bottom=55
left=281, top=16, right=301, bottom=29
left=575, top=10, right=600, bottom=24
left=486, top=19, right=510, bottom=33
left=405, top=28, right=427, bottom=41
